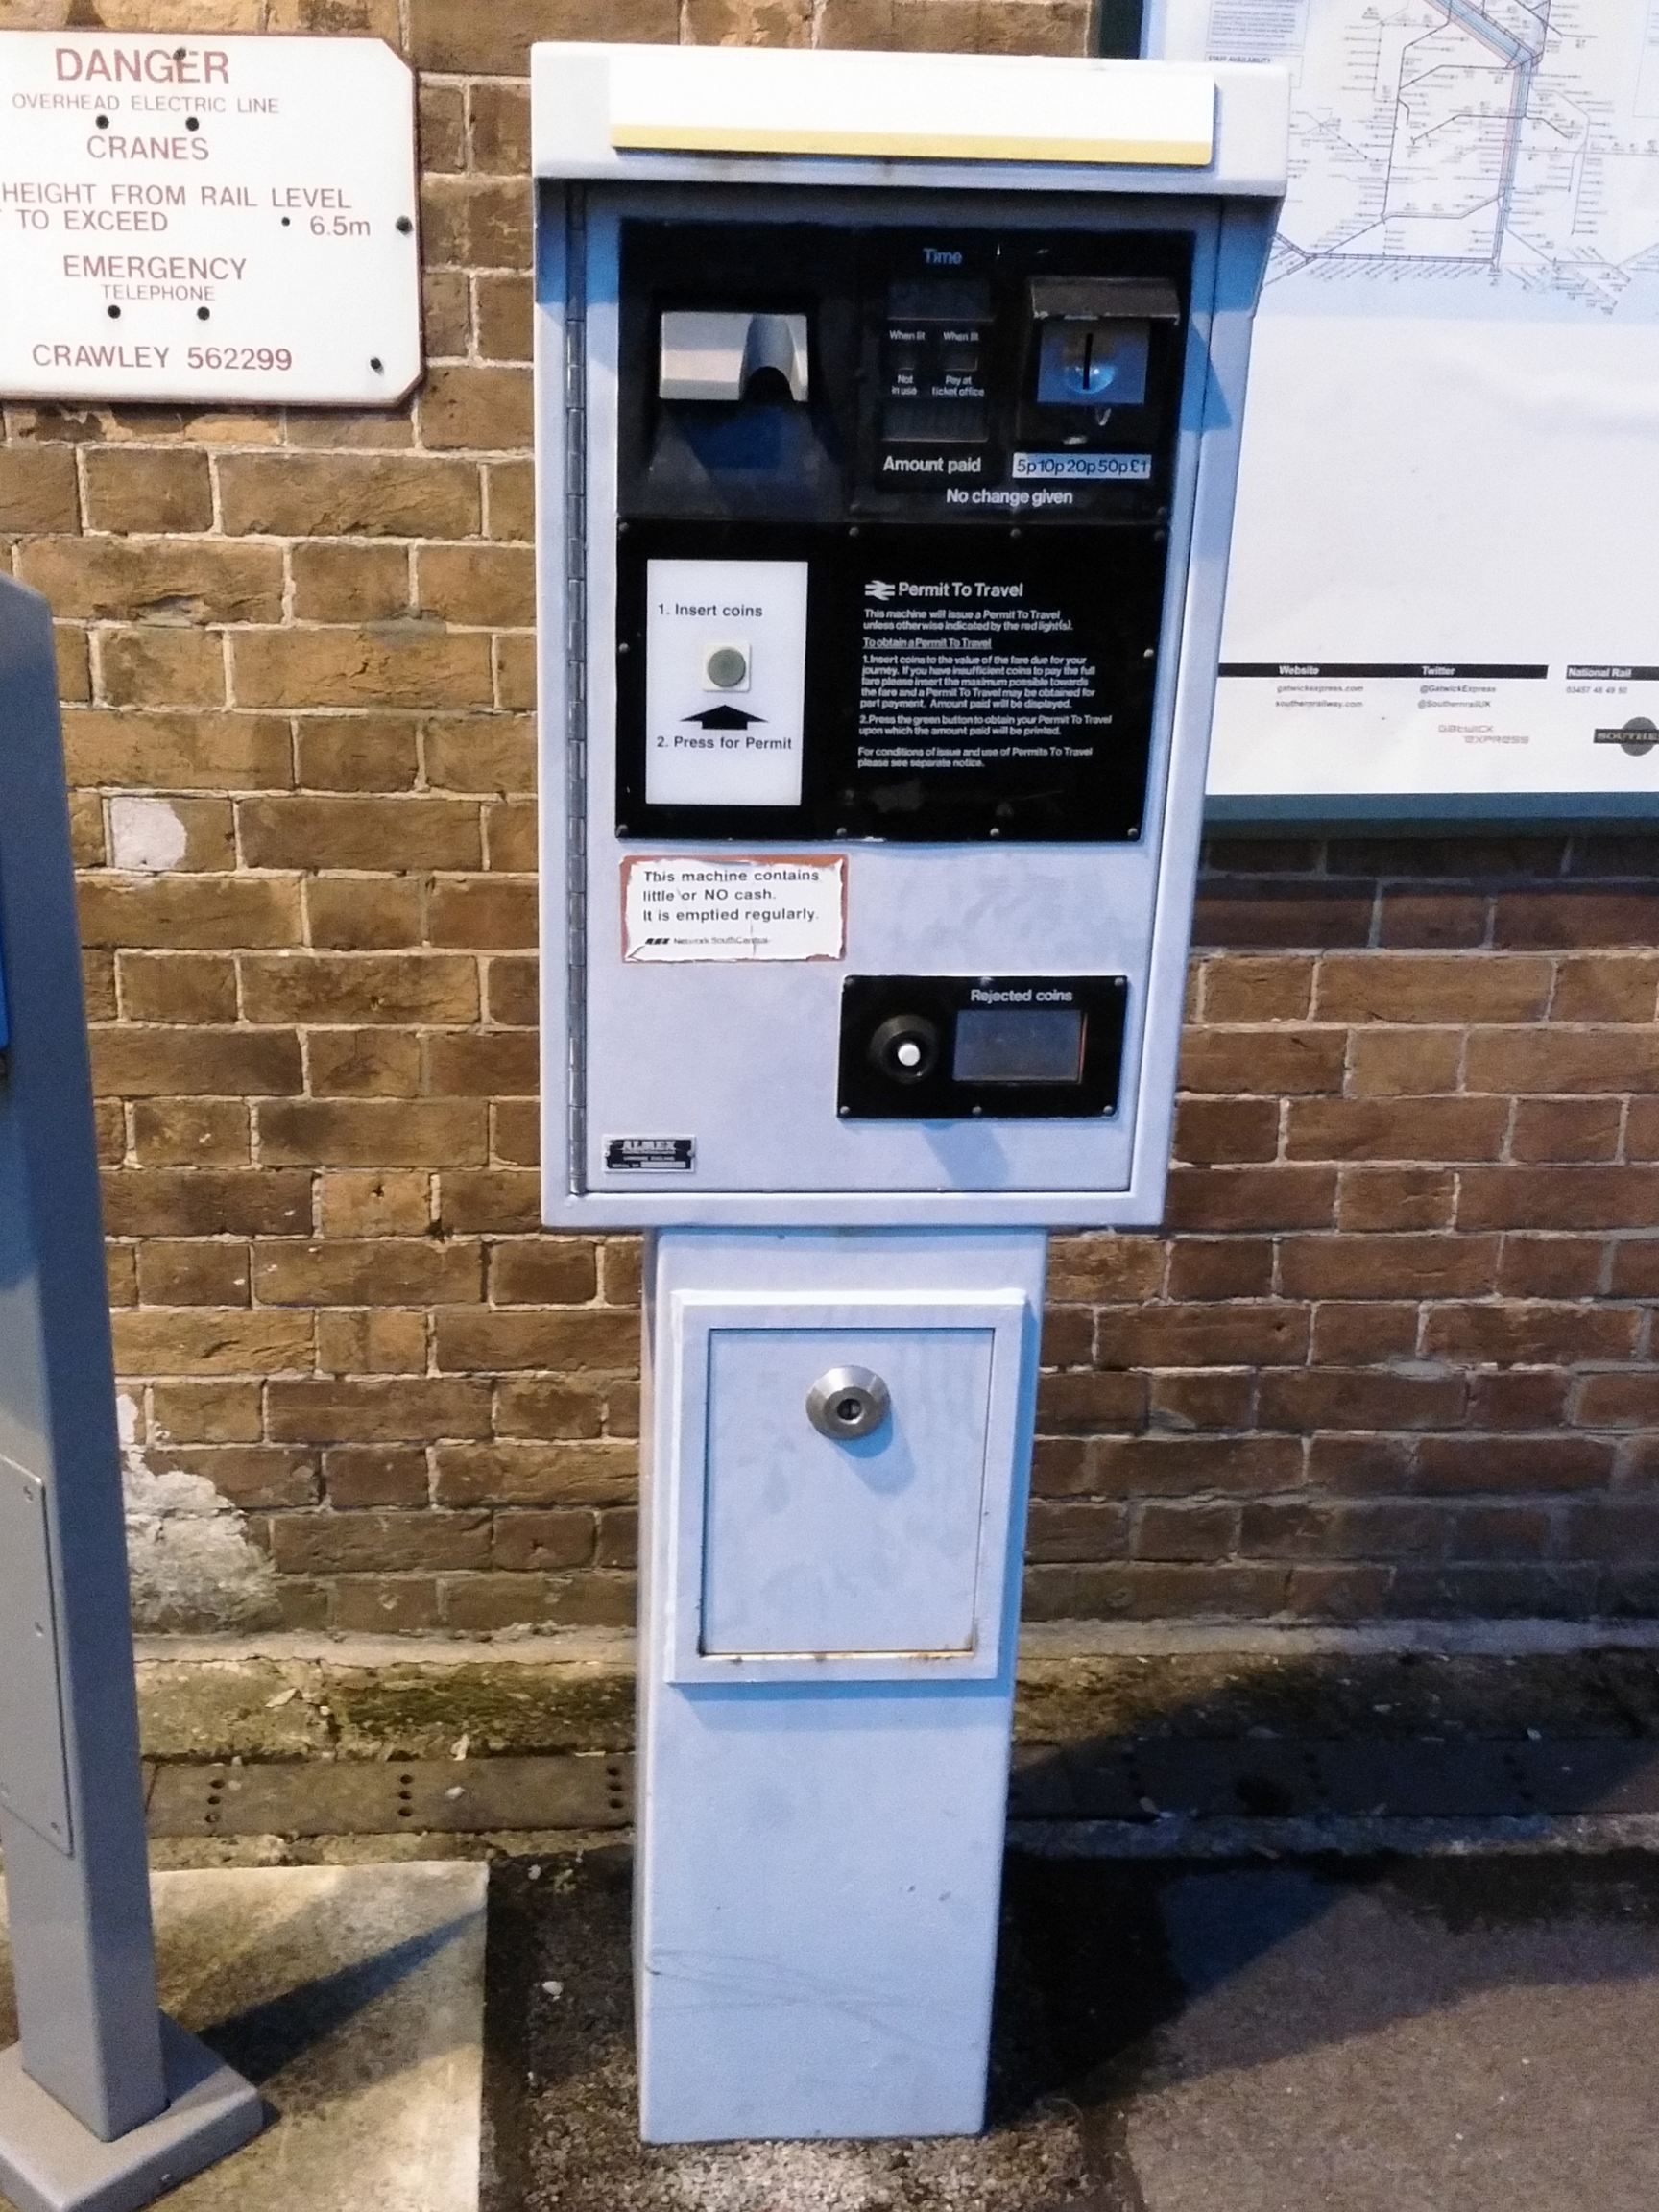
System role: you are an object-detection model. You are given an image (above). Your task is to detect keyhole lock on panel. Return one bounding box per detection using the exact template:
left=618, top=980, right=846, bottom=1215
left=805, top=1365, right=892, bottom=1441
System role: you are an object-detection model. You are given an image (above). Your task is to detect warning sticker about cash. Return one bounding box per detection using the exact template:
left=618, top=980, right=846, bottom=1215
left=621, top=854, right=846, bottom=964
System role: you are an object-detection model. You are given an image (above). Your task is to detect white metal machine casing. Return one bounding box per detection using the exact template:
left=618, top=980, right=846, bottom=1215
left=531, top=43, right=1286, bottom=2144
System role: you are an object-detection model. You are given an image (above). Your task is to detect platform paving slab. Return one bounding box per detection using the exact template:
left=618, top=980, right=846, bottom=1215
left=487, top=1844, right=1659, bottom=2212
left=0, top=1863, right=487, bottom=2212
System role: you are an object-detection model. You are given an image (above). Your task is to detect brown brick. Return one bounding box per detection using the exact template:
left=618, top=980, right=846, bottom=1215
left=0, top=445, right=78, bottom=530
left=1035, top=1370, right=1146, bottom=1433
left=1166, top=1166, right=1336, bottom=1232
left=335, top=1577, right=443, bottom=1633
left=325, top=1447, right=431, bottom=1508
left=1512, top=1097, right=1622, bottom=1163
left=1198, top=955, right=1315, bottom=1024
left=488, top=1239, right=599, bottom=1305
left=477, top=274, right=533, bottom=363
left=83, top=448, right=211, bottom=533
left=1164, top=1238, right=1273, bottom=1300
left=168, top=1446, right=320, bottom=1512
left=1469, top=1026, right=1659, bottom=1094
left=71, top=798, right=108, bottom=875
left=420, top=177, right=533, bottom=271
left=1494, top=888, right=1659, bottom=949
left=424, top=269, right=472, bottom=360
left=1577, top=1374, right=1659, bottom=1427
left=257, top=1098, right=488, bottom=1167
left=1619, top=1098, right=1659, bottom=1159
left=91, top=1027, right=301, bottom=1098
left=493, top=1378, right=606, bottom=1440
left=1046, top=1234, right=1164, bottom=1303
left=241, top=794, right=483, bottom=871
left=1179, top=1028, right=1345, bottom=1096
left=1551, top=955, right=1659, bottom=1023
left=59, top=629, right=92, bottom=710
left=219, top=453, right=482, bottom=539
left=492, top=1099, right=541, bottom=1166
left=426, top=1032, right=540, bottom=1096
left=1348, top=1029, right=1462, bottom=1097
left=1172, top=1097, right=1279, bottom=1165
left=493, top=1511, right=596, bottom=1572
left=285, top=405, right=413, bottom=453
left=485, top=462, right=534, bottom=542
left=1192, top=880, right=1373, bottom=951
left=80, top=875, right=299, bottom=950
left=1337, top=1166, right=1455, bottom=1232
left=1410, top=1436, right=1615, bottom=1492
left=469, top=83, right=533, bottom=171
left=267, top=1377, right=492, bottom=1443
left=487, top=956, right=540, bottom=1026
left=135, top=1239, right=252, bottom=1307
left=131, top=1099, right=251, bottom=1167
left=317, top=1309, right=428, bottom=1376
left=1469, top=1369, right=1573, bottom=1429
left=291, top=542, right=413, bottom=624
left=423, top=714, right=535, bottom=796
left=428, top=879, right=540, bottom=950
left=1314, top=954, right=1551, bottom=1024
left=437, top=1168, right=541, bottom=1234
left=241, top=953, right=478, bottom=1025
left=64, top=709, right=293, bottom=791
left=254, top=1238, right=482, bottom=1306
left=1495, top=1234, right=1606, bottom=1300
left=20, top=538, right=282, bottom=622
left=1098, top=1303, right=1309, bottom=1369
left=1257, top=1368, right=1466, bottom=1431
left=1459, top=1166, right=1659, bottom=1230
left=1133, top=1502, right=1238, bottom=1561
left=103, top=1168, right=309, bottom=1238
left=1376, top=891, right=1488, bottom=950
left=595, top=1507, right=638, bottom=1569
left=306, top=1030, right=421, bottom=1097
left=417, top=543, right=535, bottom=628
left=434, top=1440, right=636, bottom=1506
left=493, top=633, right=537, bottom=711
left=419, top=365, right=534, bottom=453
left=1311, top=1303, right=1419, bottom=1364
left=113, top=1308, right=312, bottom=1376
left=601, top=1238, right=644, bottom=1308
left=1088, top=1434, right=1304, bottom=1498
left=410, top=0, right=676, bottom=76
left=1423, top=1303, right=1638, bottom=1365
left=1024, top=1502, right=1131, bottom=1562
left=1287, top=1096, right=1508, bottom=1162
left=1151, top=1366, right=1256, bottom=1428
left=118, top=952, right=238, bottom=1023
left=1279, top=1234, right=1499, bottom=1300
left=319, top=1169, right=431, bottom=1238
left=269, top=1509, right=490, bottom=1575
left=98, top=627, right=225, bottom=709
left=483, top=801, right=536, bottom=871
left=1448, top=1505, right=1553, bottom=1562
left=419, top=78, right=467, bottom=171
left=295, top=715, right=420, bottom=794
left=151, top=1380, right=263, bottom=1444
left=435, top=1307, right=637, bottom=1373
left=232, top=627, right=493, bottom=710
left=303, top=878, right=424, bottom=952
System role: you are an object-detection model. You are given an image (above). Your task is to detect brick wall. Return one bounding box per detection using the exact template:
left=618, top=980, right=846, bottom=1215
left=6, top=0, right=1658, bottom=1634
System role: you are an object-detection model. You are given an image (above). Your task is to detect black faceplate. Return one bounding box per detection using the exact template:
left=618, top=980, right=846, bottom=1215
left=613, top=216, right=1192, bottom=845
left=837, top=974, right=1128, bottom=1119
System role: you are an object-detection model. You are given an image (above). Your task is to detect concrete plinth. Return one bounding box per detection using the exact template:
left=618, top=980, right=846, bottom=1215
left=0, top=1863, right=487, bottom=2212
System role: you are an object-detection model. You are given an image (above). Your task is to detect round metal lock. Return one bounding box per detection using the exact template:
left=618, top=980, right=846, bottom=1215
left=805, top=1365, right=891, bottom=1442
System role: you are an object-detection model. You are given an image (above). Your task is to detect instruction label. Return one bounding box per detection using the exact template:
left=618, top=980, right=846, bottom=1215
left=622, top=854, right=846, bottom=964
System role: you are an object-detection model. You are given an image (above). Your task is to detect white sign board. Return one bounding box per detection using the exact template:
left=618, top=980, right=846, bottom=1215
left=0, top=32, right=421, bottom=407
left=1154, top=0, right=1659, bottom=819
left=620, top=855, right=847, bottom=964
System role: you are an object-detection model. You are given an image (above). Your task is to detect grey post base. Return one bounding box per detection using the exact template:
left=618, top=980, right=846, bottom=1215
left=0, top=2017, right=261, bottom=2212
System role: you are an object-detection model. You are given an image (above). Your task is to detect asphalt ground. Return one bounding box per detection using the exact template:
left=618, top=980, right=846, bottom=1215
left=482, top=1843, right=1659, bottom=2212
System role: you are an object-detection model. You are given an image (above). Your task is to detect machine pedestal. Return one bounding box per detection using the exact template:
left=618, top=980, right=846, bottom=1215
left=0, top=2018, right=261, bottom=2212
left=635, top=1227, right=1046, bottom=2143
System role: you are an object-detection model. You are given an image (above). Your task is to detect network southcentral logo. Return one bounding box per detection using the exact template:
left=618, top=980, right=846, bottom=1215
left=864, top=579, right=898, bottom=602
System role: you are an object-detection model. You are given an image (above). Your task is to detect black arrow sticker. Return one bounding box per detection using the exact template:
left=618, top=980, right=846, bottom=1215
left=682, top=704, right=768, bottom=730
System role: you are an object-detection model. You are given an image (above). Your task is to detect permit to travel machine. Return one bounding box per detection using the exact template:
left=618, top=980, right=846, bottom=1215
left=531, top=42, right=1287, bottom=2143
